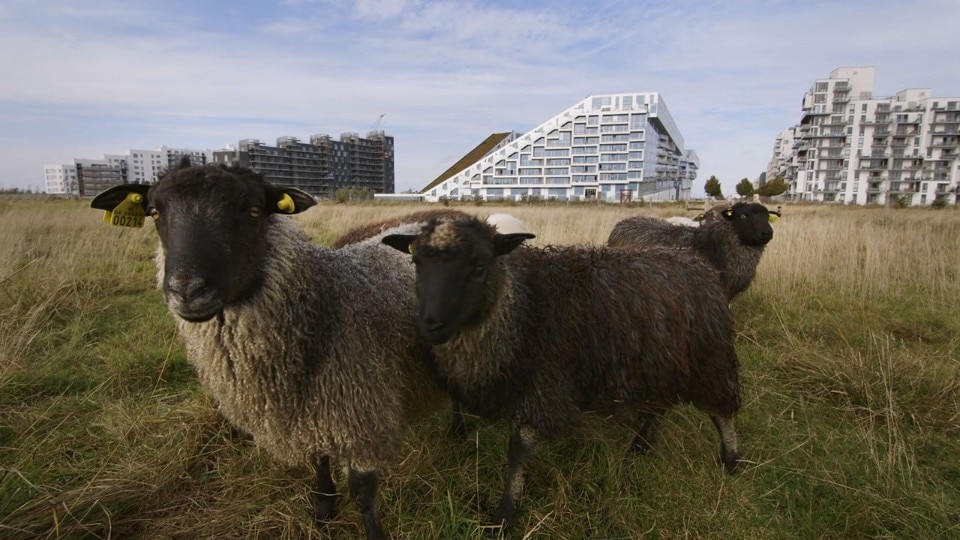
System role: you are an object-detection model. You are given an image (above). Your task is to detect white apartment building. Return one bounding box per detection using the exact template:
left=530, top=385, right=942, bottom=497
left=421, top=93, right=698, bottom=203
left=43, top=163, right=79, bottom=195
left=770, top=67, right=959, bottom=206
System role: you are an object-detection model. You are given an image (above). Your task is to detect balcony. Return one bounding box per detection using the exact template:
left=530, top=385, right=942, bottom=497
left=889, top=182, right=920, bottom=194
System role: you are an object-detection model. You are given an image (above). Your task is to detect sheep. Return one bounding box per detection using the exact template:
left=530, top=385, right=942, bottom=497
left=382, top=216, right=741, bottom=531
left=333, top=210, right=529, bottom=438
left=608, top=201, right=780, bottom=301
left=90, top=163, right=447, bottom=540
left=331, top=208, right=471, bottom=248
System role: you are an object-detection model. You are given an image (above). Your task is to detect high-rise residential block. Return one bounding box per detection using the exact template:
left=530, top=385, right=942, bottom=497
left=769, top=67, right=959, bottom=206
left=214, top=131, right=395, bottom=199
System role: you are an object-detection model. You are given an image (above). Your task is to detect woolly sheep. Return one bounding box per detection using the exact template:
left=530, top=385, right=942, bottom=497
left=608, top=202, right=780, bottom=301
left=383, top=216, right=741, bottom=532
left=330, top=208, right=471, bottom=248
left=335, top=210, right=531, bottom=437
left=91, top=163, right=446, bottom=540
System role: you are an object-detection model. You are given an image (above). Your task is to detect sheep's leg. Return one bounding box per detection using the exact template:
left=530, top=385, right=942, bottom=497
left=709, top=414, right=741, bottom=474
left=348, top=467, right=390, bottom=540
left=450, top=400, right=467, bottom=438
left=490, top=426, right=537, bottom=532
left=628, top=412, right=662, bottom=454
left=312, top=455, right=337, bottom=526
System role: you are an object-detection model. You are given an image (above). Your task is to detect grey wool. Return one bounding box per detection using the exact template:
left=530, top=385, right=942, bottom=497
left=608, top=201, right=779, bottom=300
left=91, top=163, right=444, bottom=540
left=382, top=215, right=742, bottom=532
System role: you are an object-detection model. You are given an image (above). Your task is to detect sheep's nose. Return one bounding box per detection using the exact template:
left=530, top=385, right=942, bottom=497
left=166, top=275, right=210, bottom=303
left=421, top=316, right=446, bottom=333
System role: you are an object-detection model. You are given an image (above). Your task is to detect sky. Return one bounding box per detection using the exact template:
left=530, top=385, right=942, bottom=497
left=1, top=0, right=959, bottom=196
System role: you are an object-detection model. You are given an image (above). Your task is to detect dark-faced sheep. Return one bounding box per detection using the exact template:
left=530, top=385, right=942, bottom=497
left=608, top=202, right=780, bottom=300
left=383, top=216, right=741, bottom=531
left=91, top=163, right=446, bottom=540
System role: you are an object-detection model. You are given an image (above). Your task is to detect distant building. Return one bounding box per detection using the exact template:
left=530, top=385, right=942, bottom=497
left=213, top=131, right=395, bottom=199
left=44, top=146, right=213, bottom=195
left=769, top=66, right=960, bottom=206
left=43, top=163, right=79, bottom=195
left=421, top=93, right=698, bottom=203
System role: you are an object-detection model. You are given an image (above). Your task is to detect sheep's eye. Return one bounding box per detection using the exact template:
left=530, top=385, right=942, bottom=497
left=148, top=208, right=160, bottom=220
left=470, top=264, right=487, bottom=278
left=249, top=206, right=262, bottom=218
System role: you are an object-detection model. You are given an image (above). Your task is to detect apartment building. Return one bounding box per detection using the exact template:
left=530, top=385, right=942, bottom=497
left=420, top=93, right=698, bottom=203
left=44, top=147, right=213, bottom=195
left=213, top=131, right=395, bottom=199
left=768, top=67, right=959, bottom=206
left=43, top=163, right=79, bottom=195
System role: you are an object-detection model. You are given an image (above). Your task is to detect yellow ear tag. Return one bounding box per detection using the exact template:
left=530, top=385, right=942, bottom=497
left=103, top=193, right=145, bottom=228
left=408, top=243, right=414, bottom=255
left=723, top=210, right=734, bottom=219
left=277, top=193, right=296, bottom=214
left=769, top=214, right=780, bottom=223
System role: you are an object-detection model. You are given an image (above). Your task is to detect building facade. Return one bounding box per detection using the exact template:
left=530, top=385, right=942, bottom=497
left=43, top=163, right=79, bottom=194
left=769, top=67, right=960, bottom=206
left=421, top=93, right=698, bottom=203
left=44, top=147, right=213, bottom=195
left=214, top=131, right=395, bottom=199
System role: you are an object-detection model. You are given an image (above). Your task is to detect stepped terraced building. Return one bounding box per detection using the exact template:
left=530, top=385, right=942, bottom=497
left=768, top=67, right=959, bottom=206
left=421, top=93, right=698, bottom=203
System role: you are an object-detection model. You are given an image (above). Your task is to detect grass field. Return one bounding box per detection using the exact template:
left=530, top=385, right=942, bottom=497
left=1, top=198, right=958, bottom=539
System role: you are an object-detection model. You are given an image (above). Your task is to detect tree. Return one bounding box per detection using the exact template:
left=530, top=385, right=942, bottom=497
left=756, top=176, right=788, bottom=197
left=704, top=175, right=723, bottom=198
left=736, top=178, right=755, bottom=198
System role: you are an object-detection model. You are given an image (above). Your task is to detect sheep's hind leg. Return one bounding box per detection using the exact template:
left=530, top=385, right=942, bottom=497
left=312, top=455, right=337, bottom=526
left=348, top=467, right=390, bottom=540
left=489, top=426, right=537, bottom=534
left=709, top=414, right=741, bottom=474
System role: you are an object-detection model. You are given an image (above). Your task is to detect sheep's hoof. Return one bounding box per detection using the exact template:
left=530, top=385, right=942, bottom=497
left=312, top=494, right=337, bottom=526
left=721, top=449, right=741, bottom=475
left=486, top=496, right=517, bottom=537
left=628, top=434, right=654, bottom=455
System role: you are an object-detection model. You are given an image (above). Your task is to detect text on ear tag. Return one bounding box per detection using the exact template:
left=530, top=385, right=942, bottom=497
left=104, top=193, right=145, bottom=228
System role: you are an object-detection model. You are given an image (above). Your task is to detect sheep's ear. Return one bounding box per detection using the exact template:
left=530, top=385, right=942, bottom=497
left=90, top=184, right=151, bottom=212
left=382, top=234, right=416, bottom=254
left=494, top=233, right=535, bottom=255
left=268, top=187, right=317, bottom=214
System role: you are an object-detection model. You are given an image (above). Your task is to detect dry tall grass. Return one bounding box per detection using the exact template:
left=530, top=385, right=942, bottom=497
left=1, top=198, right=958, bottom=539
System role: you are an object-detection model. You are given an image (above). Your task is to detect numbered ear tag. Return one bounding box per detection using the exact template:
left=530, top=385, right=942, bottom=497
left=104, top=193, right=146, bottom=228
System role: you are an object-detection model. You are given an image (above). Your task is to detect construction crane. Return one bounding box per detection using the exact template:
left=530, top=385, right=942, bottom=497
left=371, top=113, right=385, bottom=133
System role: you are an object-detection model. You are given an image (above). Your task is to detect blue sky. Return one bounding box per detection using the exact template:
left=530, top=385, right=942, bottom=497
left=2, top=0, right=958, bottom=195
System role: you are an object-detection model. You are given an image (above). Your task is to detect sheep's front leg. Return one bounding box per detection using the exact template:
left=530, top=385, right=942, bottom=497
left=348, top=467, right=390, bottom=540
left=710, top=414, right=741, bottom=474
left=490, top=426, right=537, bottom=532
left=312, top=455, right=337, bottom=526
